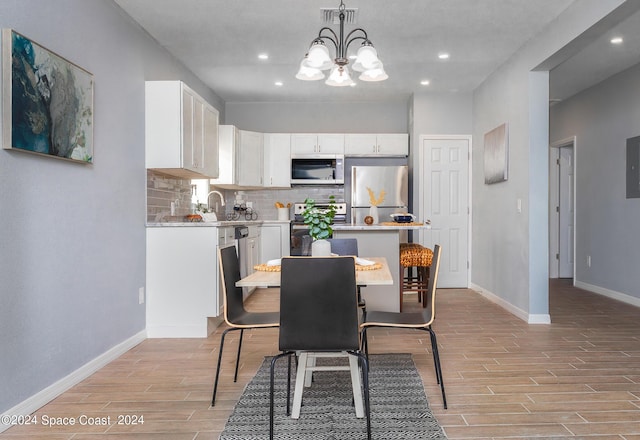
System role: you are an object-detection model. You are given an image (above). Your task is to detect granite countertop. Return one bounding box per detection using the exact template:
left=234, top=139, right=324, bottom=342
left=333, top=222, right=430, bottom=231
left=146, top=219, right=290, bottom=227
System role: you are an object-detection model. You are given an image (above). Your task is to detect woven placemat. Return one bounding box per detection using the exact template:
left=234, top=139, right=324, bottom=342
left=356, top=262, right=382, bottom=271
left=254, top=264, right=281, bottom=272
left=379, top=221, right=424, bottom=226
left=254, top=262, right=382, bottom=272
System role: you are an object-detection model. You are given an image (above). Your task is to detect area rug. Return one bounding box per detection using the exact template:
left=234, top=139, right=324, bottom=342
left=220, top=353, right=447, bottom=440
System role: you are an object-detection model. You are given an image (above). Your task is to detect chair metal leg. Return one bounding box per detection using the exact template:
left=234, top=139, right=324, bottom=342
left=350, top=351, right=371, bottom=440
left=427, top=327, right=447, bottom=409
left=270, top=351, right=293, bottom=440
left=211, top=327, right=242, bottom=406
left=233, top=328, right=244, bottom=382
left=361, top=328, right=369, bottom=362
left=426, top=328, right=442, bottom=385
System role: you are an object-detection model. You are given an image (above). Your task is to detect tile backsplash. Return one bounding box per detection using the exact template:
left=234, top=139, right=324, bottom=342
left=235, top=186, right=345, bottom=221
left=146, top=170, right=345, bottom=222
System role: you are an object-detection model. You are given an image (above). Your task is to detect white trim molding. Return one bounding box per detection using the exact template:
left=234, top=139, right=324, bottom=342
left=469, top=283, right=551, bottom=324
left=575, top=281, right=640, bottom=308
left=0, top=331, right=146, bottom=433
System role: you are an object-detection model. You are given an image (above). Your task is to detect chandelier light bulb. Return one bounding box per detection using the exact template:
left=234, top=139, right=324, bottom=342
left=325, top=65, right=354, bottom=87
left=359, top=66, right=388, bottom=82
left=352, top=44, right=380, bottom=72
left=296, top=59, right=325, bottom=81
left=304, top=42, right=333, bottom=70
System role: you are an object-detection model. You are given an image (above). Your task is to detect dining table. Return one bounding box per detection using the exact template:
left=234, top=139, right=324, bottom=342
left=236, top=257, right=393, bottom=288
left=235, top=256, right=391, bottom=420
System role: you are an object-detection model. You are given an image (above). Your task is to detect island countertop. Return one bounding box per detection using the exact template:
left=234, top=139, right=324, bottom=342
left=332, top=222, right=430, bottom=231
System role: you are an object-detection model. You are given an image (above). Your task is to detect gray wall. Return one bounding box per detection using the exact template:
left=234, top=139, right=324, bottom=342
left=471, top=0, right=626, bottom=320
left=224, top=101, right=408, bottom=133
left=0, top=0, right=223, bottom=412
left=550, top=62, right=640, bottom=299
left=408, top=92, right=473, bottom=220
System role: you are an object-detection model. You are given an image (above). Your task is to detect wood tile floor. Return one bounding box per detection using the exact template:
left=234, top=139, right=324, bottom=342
left=2, top=279, right=640, bottom=439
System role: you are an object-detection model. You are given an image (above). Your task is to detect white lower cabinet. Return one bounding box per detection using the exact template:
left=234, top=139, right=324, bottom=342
left=146, top=227, right=222, bottom=338
left=260, top=222, right=291, bottom=262
left=244, top=225, right=261, bottom=297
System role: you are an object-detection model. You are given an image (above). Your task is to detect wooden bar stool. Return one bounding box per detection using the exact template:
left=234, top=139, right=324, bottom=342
left=399, top=244, right=433, bottom=312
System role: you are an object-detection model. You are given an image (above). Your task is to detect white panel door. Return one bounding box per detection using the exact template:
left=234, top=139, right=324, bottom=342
left=420, top=137, right=470, bottom=288
left=559, top=146, right=574, bottom=278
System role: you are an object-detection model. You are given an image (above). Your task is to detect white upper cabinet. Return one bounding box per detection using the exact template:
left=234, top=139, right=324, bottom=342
left=263, top=133, right=291, bottom=188
left=210, top=125, right=237, bottom=186
left=345, top=133, right=408, bottom=157
left=291, top=133, right=344, bottom=155
left=211, top=125, right=263, bottom=188
left=145, top=81, right=219, bottom=178
left=237, top=129, right=263, bottom=187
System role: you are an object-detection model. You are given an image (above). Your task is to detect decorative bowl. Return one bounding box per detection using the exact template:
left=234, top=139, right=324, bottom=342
left=390, top=213, right=415, bottom=223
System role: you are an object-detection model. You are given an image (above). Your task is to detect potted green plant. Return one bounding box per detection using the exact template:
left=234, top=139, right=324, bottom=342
left=302, top=196, right=337, bottom=256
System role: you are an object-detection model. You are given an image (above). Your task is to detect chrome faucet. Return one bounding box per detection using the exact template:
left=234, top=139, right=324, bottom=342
left=207, top=190, right=226, bottom=208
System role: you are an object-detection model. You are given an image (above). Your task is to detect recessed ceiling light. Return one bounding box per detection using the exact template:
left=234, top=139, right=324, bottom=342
left=275, top=81, right=283, bottom=86
left=610, top=37, right=623, bottom=45
left=438, top=52, right=450, bottom=60
left=258, top=53, right=269, bottom=60
left=420, top=80, right=430, bottom=86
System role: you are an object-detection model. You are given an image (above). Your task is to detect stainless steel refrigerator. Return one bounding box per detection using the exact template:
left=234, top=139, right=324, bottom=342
left=351, top=165, right=408, bottom=224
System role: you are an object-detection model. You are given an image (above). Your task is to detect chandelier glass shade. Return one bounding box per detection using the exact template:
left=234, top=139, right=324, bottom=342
left=296, top=1, right=387, bottom=86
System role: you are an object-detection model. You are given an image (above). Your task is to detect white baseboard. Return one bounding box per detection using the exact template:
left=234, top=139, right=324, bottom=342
left=146, top=325, right=209, bottom=338
left=468, top=283, right=551, bottom=324
left=574, top=280, right=640, bottom=308
left=0, top=330, right=147, bottom=433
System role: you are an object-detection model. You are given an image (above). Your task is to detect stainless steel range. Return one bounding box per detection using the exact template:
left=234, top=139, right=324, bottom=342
left=290, top=201, right=347, bottom=255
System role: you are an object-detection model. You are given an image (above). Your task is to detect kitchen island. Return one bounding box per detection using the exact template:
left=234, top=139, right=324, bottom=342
left=333, top=222, right=429, bottom=313
left=145, top=219, right=290, bottom=337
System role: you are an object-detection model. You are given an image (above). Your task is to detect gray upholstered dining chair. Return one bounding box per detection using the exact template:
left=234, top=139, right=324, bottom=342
left=269, top=256, right=371, bottom=440
left=360, top=244, right=447, bottom=409
left=327, top=238, right=358, bottom=256
left=211, top=243, right=279, bottom=406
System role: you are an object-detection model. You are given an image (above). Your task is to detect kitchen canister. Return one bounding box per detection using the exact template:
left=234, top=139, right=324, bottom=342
left=277, top=207, right=290, bottom=221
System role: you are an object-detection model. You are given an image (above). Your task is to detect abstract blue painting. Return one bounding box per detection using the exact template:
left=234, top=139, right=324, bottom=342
left=2, top=29, right=93, bottom=163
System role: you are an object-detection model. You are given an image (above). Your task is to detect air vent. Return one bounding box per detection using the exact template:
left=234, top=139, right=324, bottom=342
left=321, top=7, right=358, bottom=25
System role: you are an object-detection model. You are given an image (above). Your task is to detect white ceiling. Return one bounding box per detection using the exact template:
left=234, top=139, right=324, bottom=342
left=113, top=0, right=640, bottom=104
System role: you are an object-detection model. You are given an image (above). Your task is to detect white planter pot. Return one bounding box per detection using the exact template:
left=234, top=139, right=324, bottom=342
left=311, top=239, right=331, bottom=256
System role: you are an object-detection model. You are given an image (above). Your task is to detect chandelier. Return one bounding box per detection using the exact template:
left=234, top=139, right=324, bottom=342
left=296, top=1, right=387, bottom=87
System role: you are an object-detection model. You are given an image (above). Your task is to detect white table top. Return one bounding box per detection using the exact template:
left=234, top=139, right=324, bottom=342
left=236, top=257, right=393, bottom=288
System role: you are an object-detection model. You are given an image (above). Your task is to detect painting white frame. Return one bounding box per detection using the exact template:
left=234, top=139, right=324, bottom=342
left=2, top=29, right=94, bottom=164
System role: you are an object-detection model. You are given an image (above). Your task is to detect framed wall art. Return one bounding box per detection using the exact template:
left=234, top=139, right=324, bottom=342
left=484, top=122, right=508, bottom=184
left=2, top=29, right=93, bottom=164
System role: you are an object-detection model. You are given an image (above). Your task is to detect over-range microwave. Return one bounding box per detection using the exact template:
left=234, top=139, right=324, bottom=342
left=291, top=155, right=344, bottom=185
